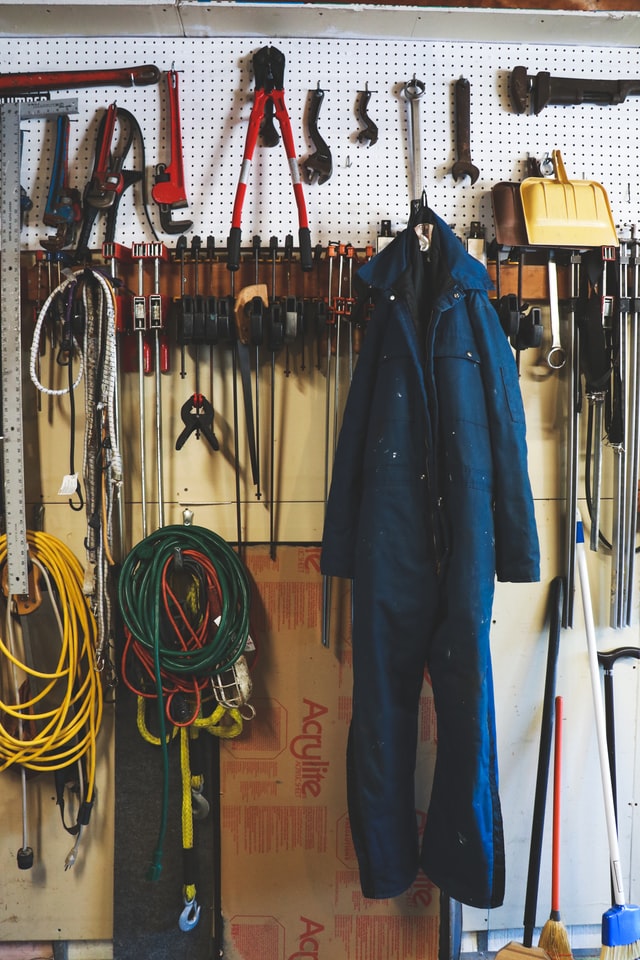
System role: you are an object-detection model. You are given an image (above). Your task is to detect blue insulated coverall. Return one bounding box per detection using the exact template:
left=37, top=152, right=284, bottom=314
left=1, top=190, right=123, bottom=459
left=321, top=214, right=540, bottom=909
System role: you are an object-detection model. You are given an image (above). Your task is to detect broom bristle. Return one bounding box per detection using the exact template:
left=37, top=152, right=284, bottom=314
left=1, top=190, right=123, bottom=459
left=538, top=916, right=573, bottom=960
left=601, top=943, right=640, bottom=960
left=601, top=903, right=640, bottom=959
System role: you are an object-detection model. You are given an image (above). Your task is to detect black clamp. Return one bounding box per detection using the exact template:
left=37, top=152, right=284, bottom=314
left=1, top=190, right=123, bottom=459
left=175, top=393, right=220, bottom=451
left=498, top=293, right=543, bottom=351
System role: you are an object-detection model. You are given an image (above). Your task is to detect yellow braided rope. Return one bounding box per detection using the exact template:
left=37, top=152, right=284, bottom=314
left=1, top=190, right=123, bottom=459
left=180, top=727, right=196, bottom=905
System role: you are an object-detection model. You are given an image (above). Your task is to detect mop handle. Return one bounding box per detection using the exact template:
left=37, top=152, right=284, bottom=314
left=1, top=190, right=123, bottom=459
left=576, top=515, right=626, bottom=906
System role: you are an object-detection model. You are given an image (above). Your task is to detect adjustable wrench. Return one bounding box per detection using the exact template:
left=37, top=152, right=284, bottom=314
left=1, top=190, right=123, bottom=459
left=356, top=83, right=378, bottom=146
left=304, top=84, right=332, bottom=185
left=152, top=69, right=193, bottom=234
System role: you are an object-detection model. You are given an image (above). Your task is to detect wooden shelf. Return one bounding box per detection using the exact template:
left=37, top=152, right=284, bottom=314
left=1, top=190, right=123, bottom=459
left=21, top=250, right=568, bottom=307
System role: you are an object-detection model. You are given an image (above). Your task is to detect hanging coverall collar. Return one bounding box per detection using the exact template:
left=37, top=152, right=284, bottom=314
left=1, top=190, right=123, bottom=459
left=357, top=209, right=494, bottom=328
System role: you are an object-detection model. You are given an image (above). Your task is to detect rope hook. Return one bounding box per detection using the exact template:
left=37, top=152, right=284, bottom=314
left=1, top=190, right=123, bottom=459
left=178, top=896, right=201, bottom=932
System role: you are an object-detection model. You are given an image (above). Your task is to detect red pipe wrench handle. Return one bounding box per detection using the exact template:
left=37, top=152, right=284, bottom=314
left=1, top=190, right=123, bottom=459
left=152, top=69, right=189, bottom=207
left=0, top=64, right=160, bottom=96
left=152, top=70, right=192, bottom=233
left=87, top=104, right=124, bottom=206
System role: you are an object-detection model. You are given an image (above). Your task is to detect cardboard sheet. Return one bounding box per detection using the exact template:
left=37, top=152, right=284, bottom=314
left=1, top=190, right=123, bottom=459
left=221, top=545, right=438, bottom=960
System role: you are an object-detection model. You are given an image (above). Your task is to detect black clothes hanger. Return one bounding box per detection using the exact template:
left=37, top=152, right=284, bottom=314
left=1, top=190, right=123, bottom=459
left=408, top=188, right=433, bottom=229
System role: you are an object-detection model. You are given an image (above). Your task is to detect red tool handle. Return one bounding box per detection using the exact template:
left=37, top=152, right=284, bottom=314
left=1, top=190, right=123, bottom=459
left=229, top=87, right=312, bottom=272
left=0, top=64, right=160, bottom=96
left=552, top=695, right=563, bottom=914
left=151, top=69, right=188, bottom=206
left=93, top=103, right=121, bottom=190
left=231, top=88, right=268, bottom=230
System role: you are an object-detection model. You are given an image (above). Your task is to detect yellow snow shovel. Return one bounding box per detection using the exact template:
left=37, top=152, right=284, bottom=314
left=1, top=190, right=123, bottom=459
left=520, top=150, right=618, bottom=247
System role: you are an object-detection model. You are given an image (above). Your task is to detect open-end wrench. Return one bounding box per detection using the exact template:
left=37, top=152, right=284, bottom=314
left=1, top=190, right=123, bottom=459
left=451, top=77, right=479, bottom=185
left=546, top=253, right=567, bottom=370
left=304, top=84, right=332, bottom=185
left=402, top=76, right=426, bottom=220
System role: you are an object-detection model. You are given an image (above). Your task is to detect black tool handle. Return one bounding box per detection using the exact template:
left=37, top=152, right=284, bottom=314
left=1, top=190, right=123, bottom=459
left=523, top=575, right=564, bottom=947
left=227, top=227, right=242, bottom=272
left=299, top=227, right=313, bottom=272
left=597, top=646, right=640, bottom=825
left=455, top=77, right=472, bottom=163
left=308, top=87, right=326, bottom=145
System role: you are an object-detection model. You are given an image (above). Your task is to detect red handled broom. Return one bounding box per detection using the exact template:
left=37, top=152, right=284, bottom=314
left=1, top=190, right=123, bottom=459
left=538, top=696, right=573, bottom=960
left=576, top=513, right=640, bottom=960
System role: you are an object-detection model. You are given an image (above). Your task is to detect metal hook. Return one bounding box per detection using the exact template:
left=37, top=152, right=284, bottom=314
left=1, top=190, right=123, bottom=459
left=191, top=788, right=210, bottom=820
left=179, top=896, right=201, bottom=932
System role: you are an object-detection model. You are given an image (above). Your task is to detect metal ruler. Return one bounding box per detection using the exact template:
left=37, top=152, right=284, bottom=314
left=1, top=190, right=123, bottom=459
left=0, top=97, right=78, bottom=595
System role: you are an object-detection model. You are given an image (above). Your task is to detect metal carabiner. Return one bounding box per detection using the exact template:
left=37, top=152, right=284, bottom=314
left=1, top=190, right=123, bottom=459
left=178, top=896, right=201, bottom=932
left=191, top=787, right=210, bottom=821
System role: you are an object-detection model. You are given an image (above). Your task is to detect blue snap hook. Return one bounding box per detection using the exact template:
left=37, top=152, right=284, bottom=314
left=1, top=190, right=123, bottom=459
left=179, top=897, right=201, bottom=932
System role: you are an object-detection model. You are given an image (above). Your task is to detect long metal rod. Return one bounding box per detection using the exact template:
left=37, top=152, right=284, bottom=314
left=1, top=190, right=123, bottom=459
left=590, top=396, right=605, bottom=552
left=332, top=243, right=344, bottom=462
left=150, top=247, right=165, bottom=529
left=321, top=244, right=335, bottom=649
left=588, top=249, right=608, bottom=553
left=133, top=250, right=148, bottom=539
left=624, top=226, right=640, bottom=625
left=563, top=252, right=580, bottom=628
left=611, top=238, right=628, bottom=629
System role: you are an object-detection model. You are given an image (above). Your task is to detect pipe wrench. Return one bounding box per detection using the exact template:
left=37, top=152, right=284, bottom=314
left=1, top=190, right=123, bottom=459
left=152, top=68, right=193, bottom=234
left=75, top=103, right=141, bottom=261
left=41, top=114, right=82, bottom=251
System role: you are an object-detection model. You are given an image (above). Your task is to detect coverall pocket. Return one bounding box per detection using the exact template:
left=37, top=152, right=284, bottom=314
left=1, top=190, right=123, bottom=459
left=500, top=364, right=526, bottom=424
left=434, top=343, right=493, bottom=488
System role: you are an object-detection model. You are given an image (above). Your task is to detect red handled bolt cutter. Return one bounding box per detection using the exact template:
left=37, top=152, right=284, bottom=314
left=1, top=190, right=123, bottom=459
left=228, top=46, right=312, bottom=272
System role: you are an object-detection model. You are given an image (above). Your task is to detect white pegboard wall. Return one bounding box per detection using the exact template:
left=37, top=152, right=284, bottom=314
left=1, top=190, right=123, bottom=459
left=11, top=35, right=640, bottom=256
left=6, top=32, right=640, bottom=947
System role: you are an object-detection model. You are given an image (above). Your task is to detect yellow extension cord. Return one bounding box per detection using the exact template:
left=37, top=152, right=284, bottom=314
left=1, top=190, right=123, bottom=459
left=0, top=531, right=103, bottom=809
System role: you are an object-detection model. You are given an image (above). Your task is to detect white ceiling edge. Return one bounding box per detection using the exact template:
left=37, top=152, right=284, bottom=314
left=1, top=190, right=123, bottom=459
left=0, top=1, right=638, bottom=45
left=0, top=4, right=181, bottom=37
left=179, top=3, right=640, bottom=44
